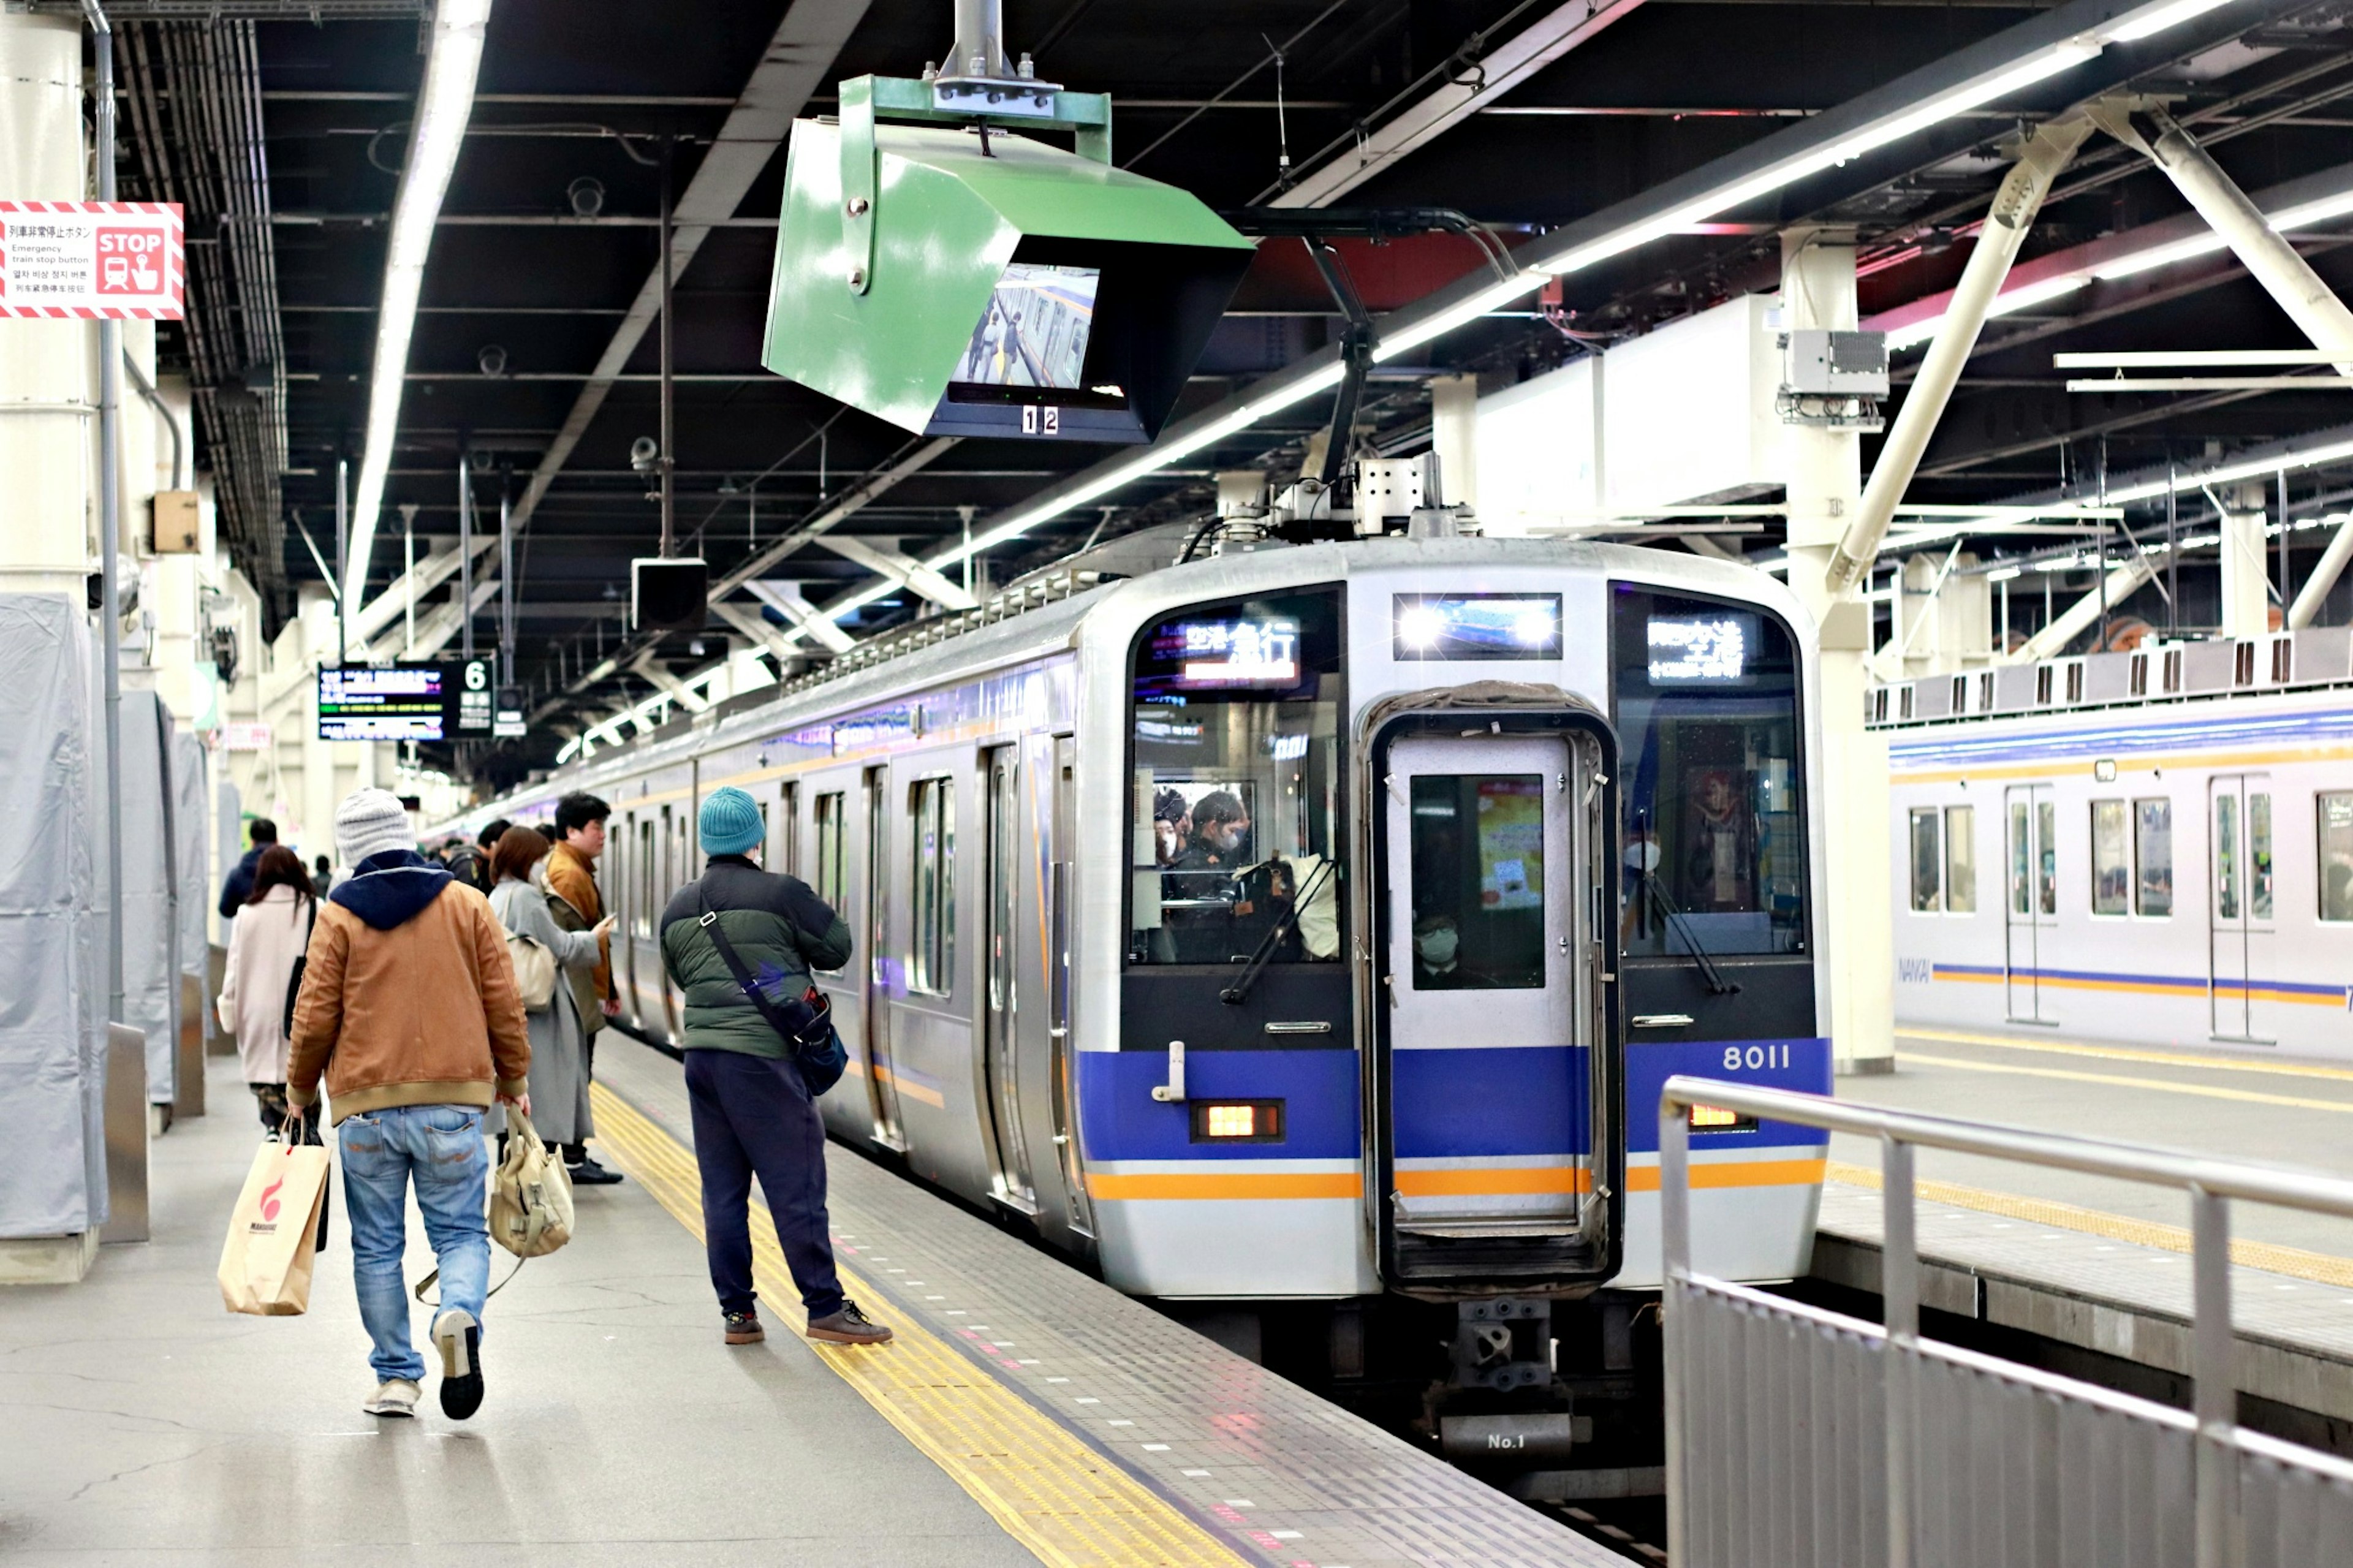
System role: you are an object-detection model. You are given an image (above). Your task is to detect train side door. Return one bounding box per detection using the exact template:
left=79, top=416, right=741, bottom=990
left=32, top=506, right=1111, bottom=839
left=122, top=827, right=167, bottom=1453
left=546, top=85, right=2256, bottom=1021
left=1377, top=725, right=1612, bottom=1287
left=2003, top=784, right=2058, bottom=1025
left=661, top=805, right=685, bottom=1038
left=2210, top=773, right=2277, bottom=1044
left=981, top=744, right=1039, bottom=1212
left=1047, top=735, right=1093, bottom=1238
left=863, top=765, right=908, bottom=1148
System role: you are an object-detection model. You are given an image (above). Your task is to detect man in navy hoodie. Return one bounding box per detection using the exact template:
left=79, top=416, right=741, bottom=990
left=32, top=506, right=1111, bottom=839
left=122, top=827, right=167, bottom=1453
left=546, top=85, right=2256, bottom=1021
left=217, top=817, right=278, bottom=919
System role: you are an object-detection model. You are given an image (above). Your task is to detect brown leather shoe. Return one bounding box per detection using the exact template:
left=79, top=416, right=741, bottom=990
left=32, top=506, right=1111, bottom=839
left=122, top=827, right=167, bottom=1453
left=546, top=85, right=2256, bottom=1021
left=805, top=1300, right=893, bottom=1346
left=723, top=1310, right=765, bottom=1345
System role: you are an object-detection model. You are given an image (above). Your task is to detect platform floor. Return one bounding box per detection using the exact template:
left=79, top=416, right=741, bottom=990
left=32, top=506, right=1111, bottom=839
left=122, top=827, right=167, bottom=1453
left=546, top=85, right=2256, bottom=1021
left=1, top=1042, right=1612, bottom=1568
left=1814, top=1025, right=2353, bottom=1428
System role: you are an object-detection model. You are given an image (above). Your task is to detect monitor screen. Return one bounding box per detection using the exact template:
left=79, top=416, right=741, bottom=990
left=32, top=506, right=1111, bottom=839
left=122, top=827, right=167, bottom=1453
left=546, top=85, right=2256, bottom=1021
left=1392, top=594, right=1563, bottom=661
left=953, top=262, right=1100, bottom=395
left=318, top=664, right=449, bottom=741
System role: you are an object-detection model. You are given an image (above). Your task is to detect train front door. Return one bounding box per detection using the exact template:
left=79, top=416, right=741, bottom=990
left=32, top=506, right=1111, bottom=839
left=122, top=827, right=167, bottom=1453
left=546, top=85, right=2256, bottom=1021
left=1376, top=722, right=1614, bottom=1288
left=2209, top=773, right=2278, bottom=1044
left=980, top=745, right=1039, bottom=1213
left=2003, top=784, right=2058, bottom=1025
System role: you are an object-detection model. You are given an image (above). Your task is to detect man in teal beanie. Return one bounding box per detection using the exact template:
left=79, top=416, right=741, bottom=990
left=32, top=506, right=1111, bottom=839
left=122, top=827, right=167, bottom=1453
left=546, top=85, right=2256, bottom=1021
left=658, top=786, right=892, bottom=1348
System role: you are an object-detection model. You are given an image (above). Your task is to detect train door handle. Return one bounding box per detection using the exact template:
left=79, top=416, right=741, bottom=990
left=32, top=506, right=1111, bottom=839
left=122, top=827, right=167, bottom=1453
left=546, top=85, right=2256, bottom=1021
left=1632, top=1013, right=1696, bottom=1029
left=1151, top=1040, right=1186, bottom=1102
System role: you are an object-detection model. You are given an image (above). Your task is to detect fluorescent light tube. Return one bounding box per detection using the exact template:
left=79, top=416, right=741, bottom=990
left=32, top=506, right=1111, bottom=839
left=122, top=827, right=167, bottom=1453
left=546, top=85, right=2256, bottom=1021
left=341, top=0, right=494, bottom=617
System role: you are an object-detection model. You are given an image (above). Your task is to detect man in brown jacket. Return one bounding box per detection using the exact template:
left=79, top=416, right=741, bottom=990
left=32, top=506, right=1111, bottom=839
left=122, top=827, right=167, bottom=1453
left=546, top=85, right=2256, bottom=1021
left=287, top=787, right=531, bottom=1423
left=544, top=790, right=621, bottom=1183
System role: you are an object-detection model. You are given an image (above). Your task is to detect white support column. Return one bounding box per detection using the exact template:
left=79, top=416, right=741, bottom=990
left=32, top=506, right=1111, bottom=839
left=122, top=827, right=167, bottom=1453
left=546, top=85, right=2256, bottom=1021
left=745, top=578, right=857, bottom=654
left=813, top=534, right=980, bottom=612
left=2011, top=556, right=2161, bottom=663
left=2219, top=485, right=2272, bottom=638
left=1779, top=228, right=1895, bottom=1076
left=710, top=600, right=807, bottom=672
left=1429, top=374, right=1479, bottom=511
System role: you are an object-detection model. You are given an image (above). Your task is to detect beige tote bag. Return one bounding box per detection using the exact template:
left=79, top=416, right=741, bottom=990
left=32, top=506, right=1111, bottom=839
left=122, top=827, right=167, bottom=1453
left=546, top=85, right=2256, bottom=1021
left=217, top=1139, right=332, bottom=1316
left=490, top=1107, right=573, bottom=1258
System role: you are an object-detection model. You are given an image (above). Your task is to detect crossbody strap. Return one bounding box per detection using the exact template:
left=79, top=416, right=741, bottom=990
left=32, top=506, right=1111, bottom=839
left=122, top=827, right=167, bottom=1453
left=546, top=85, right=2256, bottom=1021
left=696, top=879, right=808, bottom=1047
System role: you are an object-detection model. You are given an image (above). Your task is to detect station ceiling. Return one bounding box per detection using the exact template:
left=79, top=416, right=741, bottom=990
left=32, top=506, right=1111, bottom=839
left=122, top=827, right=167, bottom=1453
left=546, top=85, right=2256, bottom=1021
left=104, top=0, right=2353, bottom=780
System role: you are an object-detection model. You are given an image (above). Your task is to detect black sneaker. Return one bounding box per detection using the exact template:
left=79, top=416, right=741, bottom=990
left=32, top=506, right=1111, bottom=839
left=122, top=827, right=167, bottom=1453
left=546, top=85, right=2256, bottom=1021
left=805, top=1300, right=893, bottom=1346
left=431, top=1309, right=484, bottom=1420
left=568, top=1156, right=624, bottom=1186
left=724, top=1310, right=765, bottom=1346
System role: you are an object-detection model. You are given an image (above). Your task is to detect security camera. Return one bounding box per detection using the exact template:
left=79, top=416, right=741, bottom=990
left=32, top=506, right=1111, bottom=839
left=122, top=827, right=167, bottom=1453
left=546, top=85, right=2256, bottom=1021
left=629, top=436, right=661, bottom=475
left=477, top=343, right=507, bottom=377
left=567, top=176, right=605, bottom=218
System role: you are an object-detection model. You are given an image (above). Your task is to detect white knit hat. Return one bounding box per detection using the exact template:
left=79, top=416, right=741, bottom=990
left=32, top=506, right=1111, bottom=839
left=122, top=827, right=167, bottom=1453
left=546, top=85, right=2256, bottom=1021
left=335, top=787, right=414, bottom=866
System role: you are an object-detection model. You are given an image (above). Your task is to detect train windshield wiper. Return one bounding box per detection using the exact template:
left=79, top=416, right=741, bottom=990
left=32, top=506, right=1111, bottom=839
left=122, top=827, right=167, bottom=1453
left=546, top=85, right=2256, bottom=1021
left=1641, top=872, right=1742, bottom=997
left=1221, top=858, right=1338, bottom=1006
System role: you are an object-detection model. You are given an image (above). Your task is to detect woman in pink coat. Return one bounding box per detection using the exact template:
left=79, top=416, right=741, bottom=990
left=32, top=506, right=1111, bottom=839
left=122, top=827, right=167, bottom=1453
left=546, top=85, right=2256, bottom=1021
left=216, top=845, right=318, bottom=1129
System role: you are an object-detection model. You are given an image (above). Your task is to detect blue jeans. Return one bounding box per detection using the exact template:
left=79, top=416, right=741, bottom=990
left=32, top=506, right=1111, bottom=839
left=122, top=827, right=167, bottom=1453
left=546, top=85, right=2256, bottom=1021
left=338, top=1104, right=491, bottom=1383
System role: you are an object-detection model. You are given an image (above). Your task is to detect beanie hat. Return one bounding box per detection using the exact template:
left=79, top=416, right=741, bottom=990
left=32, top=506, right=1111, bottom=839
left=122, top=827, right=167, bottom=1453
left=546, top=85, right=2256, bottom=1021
left=335, top=787, right=414, bottom=867
left=699, top=786, right=764, bottom=857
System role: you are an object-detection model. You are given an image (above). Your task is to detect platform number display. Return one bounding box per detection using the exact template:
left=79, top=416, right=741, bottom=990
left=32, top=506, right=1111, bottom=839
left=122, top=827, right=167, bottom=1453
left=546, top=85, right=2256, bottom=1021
left=1020, top=404, right=1060, bottom=436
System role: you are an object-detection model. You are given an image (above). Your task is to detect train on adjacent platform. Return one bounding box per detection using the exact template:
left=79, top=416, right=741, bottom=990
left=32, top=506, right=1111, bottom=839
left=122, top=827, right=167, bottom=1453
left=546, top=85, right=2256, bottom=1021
left=1879, top=634, right=2353, bottom=1055
left=442, top=537, right=1833, bottom=1466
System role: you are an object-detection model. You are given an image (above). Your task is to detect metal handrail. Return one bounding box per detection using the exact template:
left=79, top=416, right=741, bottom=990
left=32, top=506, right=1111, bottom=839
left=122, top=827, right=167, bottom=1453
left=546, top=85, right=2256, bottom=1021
left=1655, top=1074, right=2353, bottom=1568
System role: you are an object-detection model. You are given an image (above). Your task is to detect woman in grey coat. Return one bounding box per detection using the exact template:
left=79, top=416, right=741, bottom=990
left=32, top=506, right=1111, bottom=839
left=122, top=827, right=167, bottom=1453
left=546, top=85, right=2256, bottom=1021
left=485, top=826, right=611, bottom=1164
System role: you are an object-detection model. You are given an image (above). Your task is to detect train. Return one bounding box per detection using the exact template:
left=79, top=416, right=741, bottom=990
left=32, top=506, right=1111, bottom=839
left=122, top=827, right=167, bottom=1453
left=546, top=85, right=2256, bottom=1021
left=1877, top=629, right=2353, bottom=1053
left=440, top=536, right=1833, bottom=1466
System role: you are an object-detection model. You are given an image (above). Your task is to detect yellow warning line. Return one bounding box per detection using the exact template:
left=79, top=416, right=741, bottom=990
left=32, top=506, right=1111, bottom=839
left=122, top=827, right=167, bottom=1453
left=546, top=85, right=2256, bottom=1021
left=588, top=1083, right=1249, bottom=1568
left=1901, top=1025, right=2353, bottom=1086
left=1899, top=1049, right=2353, bottom=1116
left=1826, top=1160, right=2353, bottom=1292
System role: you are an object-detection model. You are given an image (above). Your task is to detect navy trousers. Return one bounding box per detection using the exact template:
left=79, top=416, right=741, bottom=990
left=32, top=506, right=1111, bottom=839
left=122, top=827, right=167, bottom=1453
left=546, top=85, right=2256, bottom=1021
left=682, top=1048, right=844, bottom=1320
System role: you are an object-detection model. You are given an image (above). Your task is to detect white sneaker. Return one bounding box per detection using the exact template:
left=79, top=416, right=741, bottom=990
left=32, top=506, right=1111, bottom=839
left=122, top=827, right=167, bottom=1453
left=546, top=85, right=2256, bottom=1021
left=363, top=1378, right=421, bottom=1417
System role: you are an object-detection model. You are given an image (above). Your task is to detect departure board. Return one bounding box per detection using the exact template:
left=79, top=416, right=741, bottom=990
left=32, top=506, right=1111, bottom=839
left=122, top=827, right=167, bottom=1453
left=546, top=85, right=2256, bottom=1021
left=316, top=659, right=494, bottom=741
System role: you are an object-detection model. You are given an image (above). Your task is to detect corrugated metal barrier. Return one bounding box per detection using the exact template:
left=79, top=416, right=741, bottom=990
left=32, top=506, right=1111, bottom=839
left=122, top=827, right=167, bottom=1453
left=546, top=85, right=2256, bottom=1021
left=1656, top=1076, right=2353, bottom=1568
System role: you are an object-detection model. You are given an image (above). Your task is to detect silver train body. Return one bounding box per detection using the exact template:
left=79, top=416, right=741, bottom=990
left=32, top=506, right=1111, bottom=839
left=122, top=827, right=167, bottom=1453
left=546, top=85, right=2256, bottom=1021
left=1879, top=631, right=2353, bottom=1054
left=447, top=540, right=1833, bottom=1301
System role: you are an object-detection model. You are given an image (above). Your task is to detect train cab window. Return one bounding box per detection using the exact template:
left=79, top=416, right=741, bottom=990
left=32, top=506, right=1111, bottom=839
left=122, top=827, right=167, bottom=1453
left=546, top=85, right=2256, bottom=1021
left=911, top=778, right=955, bottom=993
left=2135, top=800, right=2173, bottom=917
left=1409, top=775, right=1544, bottom=988
left=1908, top=809, right=1942, bottom=912
left=1944, top=806, right=1976, bottom=913
left=1612, top=585, right=1805, bottom=956
left=2091, top=800, right=2129, bottom=916
left=2319, top=793, right=2353, bottom=921
left=1129, top=588, right=1344, bottom=967
left=812, top=791, right=847, bottom=907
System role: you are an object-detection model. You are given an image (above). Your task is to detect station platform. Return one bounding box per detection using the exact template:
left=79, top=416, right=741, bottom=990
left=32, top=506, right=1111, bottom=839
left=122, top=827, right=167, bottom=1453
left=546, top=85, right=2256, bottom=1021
left=1816, top=1026, right=2353, bottom=1437
left=0, top=1042, right=1614, bottom=1568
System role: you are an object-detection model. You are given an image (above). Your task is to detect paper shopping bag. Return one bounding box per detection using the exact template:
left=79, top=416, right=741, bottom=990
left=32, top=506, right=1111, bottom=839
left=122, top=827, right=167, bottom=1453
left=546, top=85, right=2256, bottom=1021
left=217, top=1138, right=332, bottom=1316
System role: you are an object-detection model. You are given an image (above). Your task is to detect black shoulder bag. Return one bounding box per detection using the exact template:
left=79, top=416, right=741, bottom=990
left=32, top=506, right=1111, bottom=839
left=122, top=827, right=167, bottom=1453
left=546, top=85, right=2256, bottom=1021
left=281, top=895, right=318, bottom=1040
left=695, top=881, right=847, bottom=1095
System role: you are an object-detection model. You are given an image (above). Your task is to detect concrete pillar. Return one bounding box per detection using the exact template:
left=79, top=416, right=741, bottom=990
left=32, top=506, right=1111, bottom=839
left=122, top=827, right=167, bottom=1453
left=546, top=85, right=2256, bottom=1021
left=0, top=12, right=95, bottom=599
left=2219, top=483, right=2272, bottom=638
left=1430, top=373, right=1479, bottom=511
left=1885, top=551, right=1992, bottom=678
left=1779, top=229, right=1895, bottom=1075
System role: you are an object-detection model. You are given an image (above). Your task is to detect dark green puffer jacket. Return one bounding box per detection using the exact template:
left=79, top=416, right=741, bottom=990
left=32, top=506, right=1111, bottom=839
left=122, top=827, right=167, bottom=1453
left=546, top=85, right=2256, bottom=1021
left=659, top=855, right=854, bottom=1058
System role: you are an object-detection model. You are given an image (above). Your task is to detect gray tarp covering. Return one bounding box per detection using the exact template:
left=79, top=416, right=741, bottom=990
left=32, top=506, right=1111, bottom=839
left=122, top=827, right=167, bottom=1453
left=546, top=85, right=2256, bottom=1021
left=120, top=689, right=178, bottom=1104
left=0, top=597, right=107, bottom=1238
left=176, top=730, right=206, bottom=990
left=215, top=775, right=241, bottom=949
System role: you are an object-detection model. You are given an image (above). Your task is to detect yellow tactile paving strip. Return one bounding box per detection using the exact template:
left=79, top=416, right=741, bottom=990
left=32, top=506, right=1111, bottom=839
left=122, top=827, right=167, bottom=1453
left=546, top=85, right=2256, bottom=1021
left=588, top=1083, right=1252, bottom=1568
left=1826, top=1159, right=2353, bottom=1292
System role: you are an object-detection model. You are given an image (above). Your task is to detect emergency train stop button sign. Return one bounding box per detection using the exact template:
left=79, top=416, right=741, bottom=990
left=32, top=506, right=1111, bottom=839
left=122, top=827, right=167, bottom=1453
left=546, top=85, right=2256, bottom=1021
left=0, top=202, right=184, bottom=319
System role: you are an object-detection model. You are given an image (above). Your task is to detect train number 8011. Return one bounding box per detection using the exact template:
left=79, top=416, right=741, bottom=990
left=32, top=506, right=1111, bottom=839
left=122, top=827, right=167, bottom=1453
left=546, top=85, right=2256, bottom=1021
left=1722, top=1043, right=1795, bottom=1072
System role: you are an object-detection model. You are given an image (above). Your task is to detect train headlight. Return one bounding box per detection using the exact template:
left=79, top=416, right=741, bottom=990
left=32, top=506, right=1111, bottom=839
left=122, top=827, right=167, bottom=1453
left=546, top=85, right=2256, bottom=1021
left=1688, top=1104, right=1757, bottom=1132
left=1190, top=1100, right=1285, bottom=1143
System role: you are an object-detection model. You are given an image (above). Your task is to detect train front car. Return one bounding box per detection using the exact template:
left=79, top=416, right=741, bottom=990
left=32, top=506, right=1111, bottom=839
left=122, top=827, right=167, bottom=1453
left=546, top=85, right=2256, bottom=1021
left=1072, top=539, right=1830, bottom=1475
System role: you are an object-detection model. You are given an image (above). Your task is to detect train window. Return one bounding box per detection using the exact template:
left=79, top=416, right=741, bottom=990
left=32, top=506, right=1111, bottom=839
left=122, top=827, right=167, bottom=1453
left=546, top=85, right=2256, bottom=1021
left=2319, top=793, right=2353, bottom=921
left=778, top=782, right=800, bottom=874
left=812, top=791, right=846, bottom=907
left=2037, top=800, right=2058, bottom=916
left=2250, top=792, right=2274, bottom=921
left=634, top=818, right=654, bottom=938
left=2136, top=799, right=2173, bottom=917
left=2091, top=800, right=2129, bottom=916
left=1613, top=585, right=1805, bottom=956
left=1944, top=806, right=1976, bottom=913
left=1129, top=588, right=1344, bottom=967
left=2009, top=802, right=2030, bottom=917
left=2215, top=794, right=2241, bottom=922
left=1409, top=774, right=1545, bottom=988
left=911, top=777, right=955, bottom=994
left=1908, top=809, right=1941, bottom=912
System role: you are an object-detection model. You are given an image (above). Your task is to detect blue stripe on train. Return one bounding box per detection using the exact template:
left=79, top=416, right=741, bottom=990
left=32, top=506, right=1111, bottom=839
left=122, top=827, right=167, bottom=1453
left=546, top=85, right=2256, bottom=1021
left=1392, top=1045, right=1588, bottom=1159
left=1077, top=1050, right=1361, bottom=1162
left=1624, top=1036, right=1833, bottom=1153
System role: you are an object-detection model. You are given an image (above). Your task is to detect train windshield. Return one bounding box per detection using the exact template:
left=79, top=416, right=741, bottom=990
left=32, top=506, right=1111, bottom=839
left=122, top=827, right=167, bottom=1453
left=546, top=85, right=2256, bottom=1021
left=1610, top=583, right=1807, bottom=957
left=1129, top=588, right=1345, bottom=966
